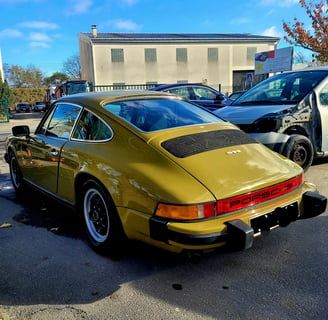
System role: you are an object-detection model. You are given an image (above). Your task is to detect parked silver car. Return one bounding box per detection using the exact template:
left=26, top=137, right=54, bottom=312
left=33, top=101, right=46, bottom=112
left=215, top=67, right=328, bottom=171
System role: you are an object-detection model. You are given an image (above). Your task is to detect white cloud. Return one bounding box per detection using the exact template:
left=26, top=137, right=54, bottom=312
left=18, top=21, right=59, bottom=30
left=259, top=0, right=298, bottom=7
left=29, top=42, right=50, bottom=48
left=0, top=0, right=44, bottom=2
left=105, top=19, right=142, bottom=31
left=64, top=0, right=92, bottom=16
left=121, top=0, right=139, bottom=5
left=0, top=28, right=23, bottom=38
left=28, top=32, right=52, bottom=42
left=261, top=26, right=283, bottom=37
left=230, top=17, right=251, bottom=25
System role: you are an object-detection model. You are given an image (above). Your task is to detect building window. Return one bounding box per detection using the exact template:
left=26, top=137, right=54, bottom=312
left=208, top=48, right=218, bottom=61
left=247, top=47, right=257, bottom=63
left=176, top=48, right=187, bottom=62
left=111, top=48, right=124, bottom=62
left=145, top=48, right=157, bottom=62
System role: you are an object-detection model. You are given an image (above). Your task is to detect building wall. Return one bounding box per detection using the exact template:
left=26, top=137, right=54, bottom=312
left=79, top=36, right=277, bottom=94
left=79, top=36, right=95, bottom=85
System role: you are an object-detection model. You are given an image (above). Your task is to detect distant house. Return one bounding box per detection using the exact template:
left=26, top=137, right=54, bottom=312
left=78, top=26, right=280, bottom=94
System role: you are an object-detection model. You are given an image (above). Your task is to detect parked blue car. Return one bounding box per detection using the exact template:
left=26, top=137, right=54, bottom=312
left=150, top=83, right=233, bottom=111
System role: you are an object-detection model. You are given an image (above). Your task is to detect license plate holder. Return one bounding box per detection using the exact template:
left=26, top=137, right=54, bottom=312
left=250, top=202, right=298, bottom=234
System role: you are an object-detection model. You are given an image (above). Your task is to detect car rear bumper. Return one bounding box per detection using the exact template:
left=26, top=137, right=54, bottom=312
left=149, top=191, right=327, bottom=251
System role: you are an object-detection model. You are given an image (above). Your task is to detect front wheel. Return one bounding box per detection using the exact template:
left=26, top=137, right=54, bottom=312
left=80, top=179, right=126, bottom=255
left=9, top=152, right=24, bottom=193
left=282, top=135, right=314, bottom=172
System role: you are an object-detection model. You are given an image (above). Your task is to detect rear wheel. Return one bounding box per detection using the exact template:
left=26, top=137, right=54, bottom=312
left=282, top=135, right=314, bottom=172
left=80, top=179, right=126, bottom=255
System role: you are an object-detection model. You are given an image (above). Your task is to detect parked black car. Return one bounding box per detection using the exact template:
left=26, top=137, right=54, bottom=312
left=16, top=103, right=31, bottom=113
left=150, top=83, right=232, bottom=111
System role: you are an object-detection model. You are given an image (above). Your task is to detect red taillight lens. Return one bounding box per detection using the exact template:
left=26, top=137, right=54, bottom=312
left=217, top=174, right=303, bottom=215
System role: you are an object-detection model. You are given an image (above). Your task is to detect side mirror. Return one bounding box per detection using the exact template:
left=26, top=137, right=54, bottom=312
left=215, top=94, right=225, bottom=101
left=12, top=125, right=30, bottom=137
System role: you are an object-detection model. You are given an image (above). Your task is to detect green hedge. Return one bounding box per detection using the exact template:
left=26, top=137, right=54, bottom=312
left=12, top=87, right=47, bottom=106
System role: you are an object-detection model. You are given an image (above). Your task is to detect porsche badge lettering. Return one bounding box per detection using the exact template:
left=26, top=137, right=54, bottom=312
left=226, top=150, right=241, bottom=155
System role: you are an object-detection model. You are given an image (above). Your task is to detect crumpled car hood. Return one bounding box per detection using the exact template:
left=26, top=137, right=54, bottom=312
left=215, top=104, right=296, bottom=124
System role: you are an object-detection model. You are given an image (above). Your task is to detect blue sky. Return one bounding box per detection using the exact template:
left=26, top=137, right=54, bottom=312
left=0, top=0, right=313, bottom=77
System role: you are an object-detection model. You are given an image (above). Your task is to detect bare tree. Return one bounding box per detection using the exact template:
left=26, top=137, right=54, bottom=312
left=62, top=54, right=81, bottom=79
left=294, top=51, right=308, bottom=63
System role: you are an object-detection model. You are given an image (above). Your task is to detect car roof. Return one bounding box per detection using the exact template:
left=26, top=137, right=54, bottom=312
left=56, top=90, right=180, bottom=107
left=281, top=67, right=328, bottom=74
left=151, top=83, right=216, bottom=91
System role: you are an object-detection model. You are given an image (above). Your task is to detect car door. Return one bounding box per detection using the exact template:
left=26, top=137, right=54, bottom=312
left=317, top=83, right=328, bottom=153
left=23, top=102, right=82, bottom=195
left=191, top=86, right=224, bottom=110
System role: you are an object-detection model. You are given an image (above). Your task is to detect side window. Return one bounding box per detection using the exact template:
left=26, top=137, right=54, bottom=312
left=193, top=87, right=217, bottom=100
left=319, top=84, right=328, bottom=106
left=39, top=103, right=81, bottom=139
left=167, top=87, right=191, bottom=99
left=72, top=110, right=112, bottom=141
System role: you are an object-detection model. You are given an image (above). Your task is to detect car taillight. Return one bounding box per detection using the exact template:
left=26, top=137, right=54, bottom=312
left=154, top=174, right=303, bottom=220
left=217, top=174, right=303, bottom=215
left=155, top=203, right=216, bottom=220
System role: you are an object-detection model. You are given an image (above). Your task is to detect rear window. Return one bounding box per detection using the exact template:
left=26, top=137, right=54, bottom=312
left=104, top=98, right=224, bottom=132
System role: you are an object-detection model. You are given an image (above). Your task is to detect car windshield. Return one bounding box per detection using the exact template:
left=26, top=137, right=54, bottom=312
left=104, top=98, right=224, bottom=132
left=232, top=70, right=328, bottom=106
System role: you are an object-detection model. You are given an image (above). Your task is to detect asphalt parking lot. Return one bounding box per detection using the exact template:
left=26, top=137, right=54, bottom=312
left=1, top=113, right=328, bottom=320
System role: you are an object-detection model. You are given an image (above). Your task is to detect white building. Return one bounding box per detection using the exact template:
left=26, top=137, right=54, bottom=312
left=78, top=26, right=279, bottom=94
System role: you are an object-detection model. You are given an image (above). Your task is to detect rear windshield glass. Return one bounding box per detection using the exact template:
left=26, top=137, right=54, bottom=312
left=233, top=70, right=328, bottom=106
left=104, top=98, right=224, bottom=132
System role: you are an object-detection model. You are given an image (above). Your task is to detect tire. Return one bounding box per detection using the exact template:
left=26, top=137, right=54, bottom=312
left=9, top=152, right=24, bottom=193
left=282, top=135, right=314, bottom=172
left=80, top=179, right=126, bottom=255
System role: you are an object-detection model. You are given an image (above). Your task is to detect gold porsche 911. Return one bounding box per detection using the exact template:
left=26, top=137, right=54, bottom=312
left=4, top=91, right=327, bottom=255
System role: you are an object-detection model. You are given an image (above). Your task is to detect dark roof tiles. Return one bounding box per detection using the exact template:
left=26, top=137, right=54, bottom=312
left=80, top=32, right=279, bottom=42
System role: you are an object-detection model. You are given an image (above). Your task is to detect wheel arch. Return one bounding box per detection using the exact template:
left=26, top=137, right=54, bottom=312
left=75, top=172, right=106, bottom=204
left=283, top=125, right=309, bottom=138
left=283, top=124, right=322, bottom=156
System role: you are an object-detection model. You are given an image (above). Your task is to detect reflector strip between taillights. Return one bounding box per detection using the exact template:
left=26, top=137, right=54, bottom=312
left=216, top=174, right=303, bottom=215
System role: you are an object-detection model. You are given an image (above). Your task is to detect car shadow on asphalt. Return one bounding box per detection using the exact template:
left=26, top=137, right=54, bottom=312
left=0, top=181, right=197, bottom=306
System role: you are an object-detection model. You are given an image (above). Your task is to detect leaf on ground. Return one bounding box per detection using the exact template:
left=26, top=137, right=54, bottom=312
left=0, top=223, right=12, bottom=229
